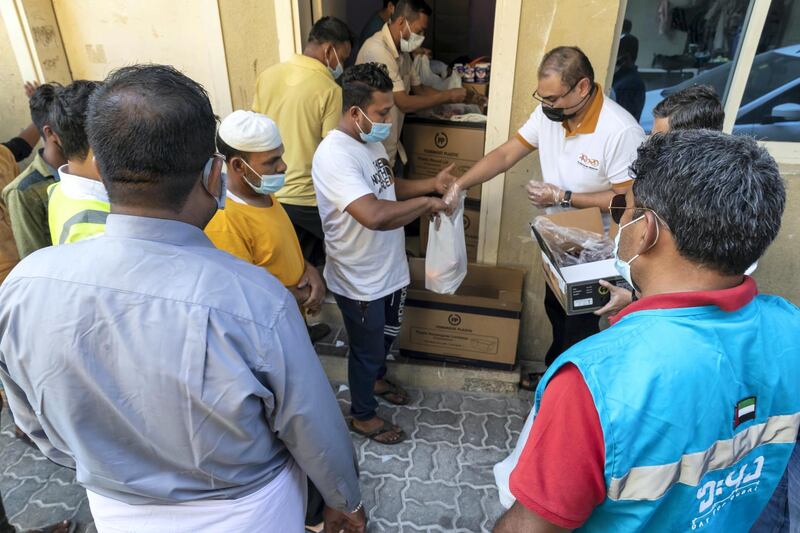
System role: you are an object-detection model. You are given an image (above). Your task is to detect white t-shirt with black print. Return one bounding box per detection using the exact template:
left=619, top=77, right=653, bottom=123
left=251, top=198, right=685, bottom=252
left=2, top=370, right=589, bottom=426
left=313, top=129, right=410, bottom=302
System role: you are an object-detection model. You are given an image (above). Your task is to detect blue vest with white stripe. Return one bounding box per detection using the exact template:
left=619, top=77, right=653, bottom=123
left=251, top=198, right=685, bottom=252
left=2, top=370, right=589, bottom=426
left=535, top=294, right=800, bottom=532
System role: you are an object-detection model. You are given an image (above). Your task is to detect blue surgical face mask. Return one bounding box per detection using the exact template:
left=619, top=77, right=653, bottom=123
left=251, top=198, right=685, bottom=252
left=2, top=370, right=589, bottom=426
left=203, top=156, right=227, bottom=210
left=241, top=159, right=285, bottom=195
left=355, top=107, right=392, bottom=143
left=613, top=215, right=645, bottom=288
left=326, top=46, right=343, bottom=80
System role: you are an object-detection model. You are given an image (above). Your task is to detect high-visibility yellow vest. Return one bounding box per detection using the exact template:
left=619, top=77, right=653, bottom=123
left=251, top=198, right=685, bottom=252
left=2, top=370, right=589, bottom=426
left=47, top=183, right=110, bottom=245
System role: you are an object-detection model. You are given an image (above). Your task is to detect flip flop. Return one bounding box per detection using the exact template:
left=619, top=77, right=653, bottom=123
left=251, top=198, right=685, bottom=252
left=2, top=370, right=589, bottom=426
left=375, top=379, right=410, bottom=406
left=348, top=418, right=407, bottom=445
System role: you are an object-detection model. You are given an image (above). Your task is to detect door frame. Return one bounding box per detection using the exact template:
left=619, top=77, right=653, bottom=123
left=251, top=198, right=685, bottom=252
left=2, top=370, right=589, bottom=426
left=276, top=0, right=521, bottom=265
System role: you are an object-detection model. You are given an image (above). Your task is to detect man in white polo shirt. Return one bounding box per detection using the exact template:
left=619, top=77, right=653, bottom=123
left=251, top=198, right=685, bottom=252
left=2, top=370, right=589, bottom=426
left=445, top=46, right=645, bottom=366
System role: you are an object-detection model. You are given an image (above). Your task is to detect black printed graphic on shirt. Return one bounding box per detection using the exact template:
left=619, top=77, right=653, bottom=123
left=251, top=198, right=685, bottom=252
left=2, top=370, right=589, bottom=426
left=371, top=158, right=394, bottom=195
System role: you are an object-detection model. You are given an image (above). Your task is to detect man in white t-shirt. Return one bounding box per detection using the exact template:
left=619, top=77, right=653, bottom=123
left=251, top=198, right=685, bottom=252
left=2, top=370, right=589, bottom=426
left=444, top=46, right=645, bottom=366
left=313, top=62, right=451, bottom=445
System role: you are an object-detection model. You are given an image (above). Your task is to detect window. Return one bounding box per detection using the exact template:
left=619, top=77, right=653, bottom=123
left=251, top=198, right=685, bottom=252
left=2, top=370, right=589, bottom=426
left=733, top=32, right=800, bottom=141
left=610, top=0, right=752, bottom=130
left=612, top=0, right=800, bottom=152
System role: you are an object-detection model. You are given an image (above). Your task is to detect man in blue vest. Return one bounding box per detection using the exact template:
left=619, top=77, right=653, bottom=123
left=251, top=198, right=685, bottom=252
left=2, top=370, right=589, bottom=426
left=494, top=129, right=800, bottom=532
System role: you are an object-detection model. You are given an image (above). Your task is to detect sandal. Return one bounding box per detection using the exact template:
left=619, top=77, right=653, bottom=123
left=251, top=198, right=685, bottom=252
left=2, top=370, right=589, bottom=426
left=374, top=379, right=410, bottom=406
left=348, top=418, right=407, bottom=445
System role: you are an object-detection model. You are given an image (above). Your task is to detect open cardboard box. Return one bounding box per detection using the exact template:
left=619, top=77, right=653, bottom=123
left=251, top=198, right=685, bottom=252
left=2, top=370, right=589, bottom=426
left=398, top=258, right=524, bottom=369
left=531, top=208, right=632, bottom=315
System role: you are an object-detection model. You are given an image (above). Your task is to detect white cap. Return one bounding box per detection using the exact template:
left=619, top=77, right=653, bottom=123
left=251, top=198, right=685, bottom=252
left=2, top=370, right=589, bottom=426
left=218, top=110, right=282, bottom=153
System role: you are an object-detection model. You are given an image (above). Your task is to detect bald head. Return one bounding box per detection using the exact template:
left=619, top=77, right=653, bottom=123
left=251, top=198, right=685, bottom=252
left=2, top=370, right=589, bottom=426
left=538, top=46, right=595, bottom=88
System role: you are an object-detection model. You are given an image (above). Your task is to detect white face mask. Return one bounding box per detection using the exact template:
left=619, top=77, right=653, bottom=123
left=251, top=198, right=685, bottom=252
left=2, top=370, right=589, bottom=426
left=613, top=215, right=645, bottom=288
left=613, top=212, right=662, bottom=290
left=326, top=46, right=343, bottom=80
left=400, top=20, right=425, bottom=53
left=203, top=156, right=227, bottom=210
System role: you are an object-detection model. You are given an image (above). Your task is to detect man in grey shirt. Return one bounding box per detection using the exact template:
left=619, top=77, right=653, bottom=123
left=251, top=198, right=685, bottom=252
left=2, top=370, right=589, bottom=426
left=0, top=64, right=365, bottom=533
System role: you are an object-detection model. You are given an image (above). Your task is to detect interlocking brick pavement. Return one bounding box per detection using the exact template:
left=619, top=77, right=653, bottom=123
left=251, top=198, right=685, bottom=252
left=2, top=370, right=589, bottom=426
left=0, top=386, right=531, bottom=532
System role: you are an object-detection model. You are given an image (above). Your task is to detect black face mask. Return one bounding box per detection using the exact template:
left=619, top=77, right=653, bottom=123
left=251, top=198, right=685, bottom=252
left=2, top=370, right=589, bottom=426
left=541, top=83, right=596, bottom=122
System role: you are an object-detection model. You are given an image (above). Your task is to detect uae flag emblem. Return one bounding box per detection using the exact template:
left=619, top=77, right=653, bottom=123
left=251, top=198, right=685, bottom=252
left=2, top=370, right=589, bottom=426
left=734, top=397, right=757, bottom=429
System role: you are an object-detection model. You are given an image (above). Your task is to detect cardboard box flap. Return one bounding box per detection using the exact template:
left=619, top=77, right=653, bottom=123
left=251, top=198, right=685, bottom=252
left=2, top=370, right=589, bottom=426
left=544, top=207, right=604, bottom=234
left=407, top=258, right=524, bottom=310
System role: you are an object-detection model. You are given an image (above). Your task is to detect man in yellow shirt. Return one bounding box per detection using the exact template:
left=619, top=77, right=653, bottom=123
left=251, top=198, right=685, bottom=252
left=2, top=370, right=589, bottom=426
left=251, top=16, right=354, bottom=269
left=205, top=110, right=325, bottom=319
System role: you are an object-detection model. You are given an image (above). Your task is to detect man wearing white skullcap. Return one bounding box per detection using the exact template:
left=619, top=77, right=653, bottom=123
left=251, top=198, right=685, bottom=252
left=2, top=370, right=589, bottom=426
left=205, top=110, right=326, bottom=318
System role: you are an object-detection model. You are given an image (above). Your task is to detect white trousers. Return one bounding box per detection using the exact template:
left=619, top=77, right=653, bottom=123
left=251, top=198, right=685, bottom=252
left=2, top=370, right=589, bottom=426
left=87, top=460, right=307, bottom=533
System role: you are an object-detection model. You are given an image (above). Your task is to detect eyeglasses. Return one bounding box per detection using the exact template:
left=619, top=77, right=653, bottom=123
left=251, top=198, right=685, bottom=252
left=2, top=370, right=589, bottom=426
left=608, top=193, right=670, bottom=230
left=532, top=79, right=581, bottom=106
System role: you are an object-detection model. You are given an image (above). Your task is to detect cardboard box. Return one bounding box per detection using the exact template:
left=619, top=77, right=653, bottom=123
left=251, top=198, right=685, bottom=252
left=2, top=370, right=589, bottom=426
left=399, top=258, right=524, bottom=369
left=403, top=118, right=485, bottom=200
left=531, top=208, right=632, bottom=315
left=419, top=198, right=480, bottom=261
left=463, top=82, right=489, bottom=97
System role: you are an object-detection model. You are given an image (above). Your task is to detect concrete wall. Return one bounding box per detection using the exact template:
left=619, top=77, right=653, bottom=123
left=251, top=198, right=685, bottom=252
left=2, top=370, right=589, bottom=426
left=0, top=19, right=31, bottom=150
left=51, top=0, right=232, bottom=117
left=755, top=166, right=800, bottom=305
left=218, top=0, right=282, bottom=111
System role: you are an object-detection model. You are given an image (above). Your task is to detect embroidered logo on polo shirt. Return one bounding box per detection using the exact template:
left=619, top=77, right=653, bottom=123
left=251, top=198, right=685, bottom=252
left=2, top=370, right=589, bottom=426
left=577, top=153, right=600, bottom=171
left=734, top=396, right=756, bottom=429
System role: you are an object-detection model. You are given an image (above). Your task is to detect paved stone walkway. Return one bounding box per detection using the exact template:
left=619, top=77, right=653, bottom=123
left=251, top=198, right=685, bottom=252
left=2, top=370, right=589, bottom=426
left=0, top=387, right=531, bottom=532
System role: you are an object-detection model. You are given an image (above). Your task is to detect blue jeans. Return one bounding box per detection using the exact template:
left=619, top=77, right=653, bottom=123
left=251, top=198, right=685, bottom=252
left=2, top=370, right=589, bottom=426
left=334, top=287, right=407, bottom=421
left=752, top=441, right=800, bottom=532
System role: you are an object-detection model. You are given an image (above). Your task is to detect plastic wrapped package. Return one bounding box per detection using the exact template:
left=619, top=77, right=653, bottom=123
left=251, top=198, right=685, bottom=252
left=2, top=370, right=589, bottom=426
left=415, top=103, right=486, bottom=122
left=413, top=55, right=462, bottom=91
left=425, top=192, right=468, bottom=294
left=531, top=216, right=614, bottom=267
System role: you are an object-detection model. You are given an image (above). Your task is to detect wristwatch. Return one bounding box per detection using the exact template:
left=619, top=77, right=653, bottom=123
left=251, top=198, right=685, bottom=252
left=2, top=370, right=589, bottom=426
left=560, top=190, right=573, bottom=208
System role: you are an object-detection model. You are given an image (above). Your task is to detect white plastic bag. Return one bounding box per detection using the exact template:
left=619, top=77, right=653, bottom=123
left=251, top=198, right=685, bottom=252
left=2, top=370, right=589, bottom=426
left=413, top=54, right=463, bottom=91
left=425, top=192, right=467, bottom=294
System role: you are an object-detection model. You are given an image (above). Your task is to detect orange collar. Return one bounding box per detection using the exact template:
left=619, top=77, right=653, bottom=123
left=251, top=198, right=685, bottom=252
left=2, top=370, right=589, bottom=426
left=563, top=84, right=604, bottom=138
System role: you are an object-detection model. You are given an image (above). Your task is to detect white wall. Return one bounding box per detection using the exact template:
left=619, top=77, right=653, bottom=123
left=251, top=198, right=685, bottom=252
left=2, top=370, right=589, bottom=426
left=52, top=0, right=233, bottom=116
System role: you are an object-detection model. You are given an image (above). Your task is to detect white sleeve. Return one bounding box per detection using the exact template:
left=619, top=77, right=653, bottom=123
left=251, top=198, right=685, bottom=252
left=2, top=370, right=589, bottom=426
left=313, top=148, right=374, bottom=212
left=516, top=107, right=542, bottom=150
left=605, top=125, right=646, bottom=185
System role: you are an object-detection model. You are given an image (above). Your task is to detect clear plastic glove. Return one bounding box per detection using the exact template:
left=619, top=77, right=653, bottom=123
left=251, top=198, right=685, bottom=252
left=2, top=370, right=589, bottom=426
left=442, top=181, right=462, bottom=216
left=593, top=279, right=633, bottom=317
left=527, top=181, right=562, bottom=208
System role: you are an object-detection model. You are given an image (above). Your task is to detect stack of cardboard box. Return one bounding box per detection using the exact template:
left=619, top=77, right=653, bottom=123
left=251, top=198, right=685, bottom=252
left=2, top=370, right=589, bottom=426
left=402, top=117, right=485, bottom=261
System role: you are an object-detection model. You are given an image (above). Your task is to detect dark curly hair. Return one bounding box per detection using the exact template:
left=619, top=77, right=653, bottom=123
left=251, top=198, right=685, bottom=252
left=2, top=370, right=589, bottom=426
left=630, top=130, right=784, bottom=275
left=29, top=82, right=62, bottom=135
left=49, top=80, right=102, bottom=160
left=341, top=63, right=393, bottom=110
left=653, top=85, right=724, bottom=131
